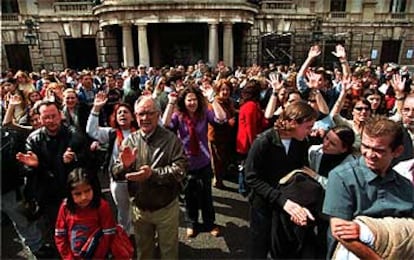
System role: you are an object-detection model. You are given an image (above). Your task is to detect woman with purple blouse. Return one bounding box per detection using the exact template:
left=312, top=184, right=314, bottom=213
left=162, top=85, right=226, bottom=238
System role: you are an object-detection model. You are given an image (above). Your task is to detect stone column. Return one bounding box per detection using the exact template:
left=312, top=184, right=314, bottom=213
left=208, top=23, right=219, bottom=66
left=223, top=22, right=234, bottom=68
left=122, top=23, right=134, bottom=67
left=137, top=23, right=150, bottom=66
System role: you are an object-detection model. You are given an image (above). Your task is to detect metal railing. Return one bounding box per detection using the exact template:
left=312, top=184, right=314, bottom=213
left=1, top=13, right=20, bottom=22
left=260, top=1, right=296, bottom=10
left=330, top=11, right=347, bottom=19
left=53, top=1, right=93, bottom=13
left=391, top=13, right=406, bottom=20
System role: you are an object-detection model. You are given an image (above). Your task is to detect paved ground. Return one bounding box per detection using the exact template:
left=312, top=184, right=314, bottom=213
left=1, top=176, right=250, bottom=259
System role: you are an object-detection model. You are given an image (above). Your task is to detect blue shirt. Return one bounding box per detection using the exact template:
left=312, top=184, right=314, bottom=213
left=323, top=156, right=414, bottom=220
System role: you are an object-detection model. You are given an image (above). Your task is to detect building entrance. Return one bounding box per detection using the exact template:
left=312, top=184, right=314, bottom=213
left=148, top=23, right=208, bottom=66
left=380, top=40, right=401, bottom=64
left=64, top=38, right=98, bottom=70
left=5, top=44, right=32, bottom=71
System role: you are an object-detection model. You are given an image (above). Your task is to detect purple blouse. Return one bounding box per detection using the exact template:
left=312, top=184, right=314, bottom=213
left=169, top=110, right=216, bottom=170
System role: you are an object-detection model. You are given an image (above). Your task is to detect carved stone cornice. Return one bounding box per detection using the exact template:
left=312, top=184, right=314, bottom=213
left=93, top=1, right=258, bottom=27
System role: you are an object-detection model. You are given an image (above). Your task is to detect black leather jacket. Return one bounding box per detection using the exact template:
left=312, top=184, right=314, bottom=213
left=24, top=124, right=89, bottom=202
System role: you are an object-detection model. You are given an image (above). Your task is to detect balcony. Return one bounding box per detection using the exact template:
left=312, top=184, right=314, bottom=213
left=53, top=1, right=94, bottom=13
left=330, top=11, right=347, bottom=19
left=260, top=1, right=296, bottom=10
left=1, top=13, right=20, bottom=22
left=391, top=12, right=406, bottom=20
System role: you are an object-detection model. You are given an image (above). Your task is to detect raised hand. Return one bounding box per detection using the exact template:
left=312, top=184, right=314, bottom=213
left=9, top=94, right=23, bottom=107
left=168, top=92, right=178, bottom=104
left=16, top=151, right=39, bottom=167
left=340, top=77, right=352, bottom=94
left=332, top=44, right=347, bottom=60
left=305, top=71, right=322, bottom=89
left=266, top=72, right=283, bottom=93
left=391, top=74, right=406, bottom=95
left=120, top=146, right=138, bottom=169
left=308, top=45, right=321, bottom=59
left=93, top=91, right=108, bottom=110
left=200, top=82, right=214, bottom=99
left=63, top=147, right=76, bottom=164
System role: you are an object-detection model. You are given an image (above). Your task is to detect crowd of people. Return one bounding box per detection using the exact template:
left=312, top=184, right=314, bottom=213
left=1, top=44, right=414, bottom=259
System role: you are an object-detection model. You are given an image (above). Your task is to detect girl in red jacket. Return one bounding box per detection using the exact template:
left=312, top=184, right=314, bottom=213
left=55, top=168, right=117, bottom=259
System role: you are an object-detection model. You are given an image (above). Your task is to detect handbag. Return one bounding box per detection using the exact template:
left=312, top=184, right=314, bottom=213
left=111, top=224, right=134, bottom=259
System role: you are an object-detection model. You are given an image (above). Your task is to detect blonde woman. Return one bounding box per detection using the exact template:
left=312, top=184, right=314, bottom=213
left=14, top=70, right=35, bottom=100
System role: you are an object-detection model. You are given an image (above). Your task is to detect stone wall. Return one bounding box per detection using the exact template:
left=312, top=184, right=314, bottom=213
left=97, top=28, right=119, bottom=68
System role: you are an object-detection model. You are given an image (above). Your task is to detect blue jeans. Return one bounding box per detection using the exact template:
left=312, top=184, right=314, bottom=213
left=248, top=206, right=272, bottom=259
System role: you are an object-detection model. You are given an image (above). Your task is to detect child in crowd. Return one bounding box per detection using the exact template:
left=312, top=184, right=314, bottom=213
left=55, top=168, right=117, bottom=259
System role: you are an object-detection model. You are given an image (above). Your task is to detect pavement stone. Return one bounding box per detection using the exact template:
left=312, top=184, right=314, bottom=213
left=1, top=177, right=250, bottom=259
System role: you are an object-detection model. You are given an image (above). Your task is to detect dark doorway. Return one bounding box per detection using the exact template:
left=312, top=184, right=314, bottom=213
left=5, top=44, right=32, bottom=71
left=65, top=38, right=98, bottom=70
left=148, top=23, right=207, bottom=67
left=380, top=40, right=401, bottom=64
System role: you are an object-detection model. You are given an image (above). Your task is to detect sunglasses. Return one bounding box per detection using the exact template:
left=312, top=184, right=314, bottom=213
left=354, top=106, right=370, bottom=112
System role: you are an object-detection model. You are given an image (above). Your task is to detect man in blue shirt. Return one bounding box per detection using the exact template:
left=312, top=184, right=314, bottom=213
left=323, top=115, right=414, bottom=258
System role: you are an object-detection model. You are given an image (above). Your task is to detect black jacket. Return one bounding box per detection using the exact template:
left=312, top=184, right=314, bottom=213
left=24, top=125, right=89, bottom=203
left=245, top=128, right=309, bottom=210
left=1, top=128, right=28, bottom=194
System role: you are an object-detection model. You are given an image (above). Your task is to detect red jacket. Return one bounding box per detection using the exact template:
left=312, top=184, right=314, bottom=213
left=55, top=199, right=116, bottom=259
left=236, top=100, right=267, bottom=155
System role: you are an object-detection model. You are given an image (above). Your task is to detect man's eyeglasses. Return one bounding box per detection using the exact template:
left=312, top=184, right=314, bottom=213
left=402, top=107, right=414, bottom=114
left=136, top=111, right=157, bottom=118
left=354, top=106, right=370, bottom=112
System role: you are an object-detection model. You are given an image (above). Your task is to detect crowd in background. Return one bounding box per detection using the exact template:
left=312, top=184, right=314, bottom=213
left=1, top=44, right=414, bottom=259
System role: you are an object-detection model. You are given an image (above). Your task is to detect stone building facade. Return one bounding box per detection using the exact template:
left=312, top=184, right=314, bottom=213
left=1, top=0, right=413, bottom=72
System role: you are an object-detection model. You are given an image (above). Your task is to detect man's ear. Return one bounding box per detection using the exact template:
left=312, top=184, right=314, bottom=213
left=392, top=145, right=404, bottom=158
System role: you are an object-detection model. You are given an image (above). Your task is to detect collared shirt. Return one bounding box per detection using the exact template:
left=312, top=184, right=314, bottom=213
left=323, top=156, right=414, bottom=220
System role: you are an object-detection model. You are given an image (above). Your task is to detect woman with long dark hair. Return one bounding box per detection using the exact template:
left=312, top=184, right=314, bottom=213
left=162, top=85, right=226, bottom=238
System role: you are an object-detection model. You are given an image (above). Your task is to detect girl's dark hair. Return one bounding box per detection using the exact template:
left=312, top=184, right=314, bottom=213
left=66, top=168, right=100, bottom=214
left=108, top=102, right=137, bottom=129
left=363, top=88, right=386, bottom=115
left=177, top=85, right=206, bottom=119
left=330, top=125, right=355, bottom=154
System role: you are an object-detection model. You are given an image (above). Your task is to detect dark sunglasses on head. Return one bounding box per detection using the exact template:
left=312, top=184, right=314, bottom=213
left=354, top=106, right=370, bottom=112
